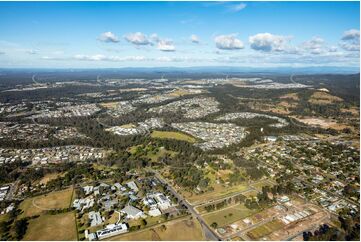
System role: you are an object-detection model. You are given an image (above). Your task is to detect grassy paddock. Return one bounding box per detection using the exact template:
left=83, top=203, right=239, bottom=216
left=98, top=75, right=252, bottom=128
left=19, top=187, right=74, bottom=218
left=23, top=212, right=77, bottom=241
left=247, top=219, right=284, bottom=240
left=203, top=204, right=258, bottom=228
left=151, top=130, right=197, bottom=143
left=110, top=217, right=204, bottom=241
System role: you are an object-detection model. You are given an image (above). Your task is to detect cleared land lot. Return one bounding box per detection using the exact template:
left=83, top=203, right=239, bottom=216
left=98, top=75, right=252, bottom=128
left=247, top=219, right=284, bottom=240
left=151, top=130, right=197, bottom=143
left=23, top=212, right=77, bottom=241
left=203, top=204, right=258, bottom=228
left=19, top=187, right=74, bottom=218
left=109, top=217, right=204, bottom=241
left=308, top=91, right=343, bottom=104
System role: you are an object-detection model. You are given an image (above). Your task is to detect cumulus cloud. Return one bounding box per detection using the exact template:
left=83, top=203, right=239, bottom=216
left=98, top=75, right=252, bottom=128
left=249, top=33, right=291, bottom=52
left=340, top=29, right=360, bottom=51
left=228, top=3, right=247, bottom=12
left=98, top=32, right=119, bottom=43
left=301, top=37, right=325, bottom=55
left=124, top=32, right=152, bottom=46
left=190, top=34, right=200, bottom=44
left=302, top=37, right=324, bottom=50
left=157, top=40, right=176, bottom=52
left=342, top=29, right=360, bottom=40
left=215, top=35, right=244, bottom=50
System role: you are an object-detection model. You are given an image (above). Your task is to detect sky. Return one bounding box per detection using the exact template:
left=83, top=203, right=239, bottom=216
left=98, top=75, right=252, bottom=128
left=0, top=1, right=359, bottom=69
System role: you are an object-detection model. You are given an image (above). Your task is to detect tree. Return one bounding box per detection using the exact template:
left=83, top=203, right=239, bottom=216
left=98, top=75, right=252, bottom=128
left=210, top=222, right=218, bottom=229
left=14, top=218, right=28, bottom=240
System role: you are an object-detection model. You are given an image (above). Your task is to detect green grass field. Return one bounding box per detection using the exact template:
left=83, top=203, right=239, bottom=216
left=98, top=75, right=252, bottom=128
left=19, top=187, right=74, bottom=218
left=203, top=204, right=259, bottom=228
left=151, top=130, right=197, bottom=143
left=247, top=219, right=284, bottom=240
left=23, top=212, right=77, bottom=241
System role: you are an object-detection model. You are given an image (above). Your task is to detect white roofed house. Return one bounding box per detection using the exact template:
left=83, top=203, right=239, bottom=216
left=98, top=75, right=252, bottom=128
left=121, top=205, right=145, bottom=220
left=154, top=193, right=171, bottom=211
left=126, top=181, right=139, bottom=192
left=96, top=223, right=128, bottom=240
left=88, top=211, right=103, bottom=227
left=83, top=185, right=94, bottom=196
left=148, top=208, right=162, bottom=217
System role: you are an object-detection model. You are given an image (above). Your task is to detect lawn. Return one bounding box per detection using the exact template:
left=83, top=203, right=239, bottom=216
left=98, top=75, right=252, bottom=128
left=23, top=212, right=77, bottom=241
left=110, top=217, right=204, bottom=241
left=247, top=219, right=284, bottom=240
left=19, top=187, right=74, bottom=218
left=203, top=204, right=258, bottom=228
left=151, top=130, right=197, bottom=143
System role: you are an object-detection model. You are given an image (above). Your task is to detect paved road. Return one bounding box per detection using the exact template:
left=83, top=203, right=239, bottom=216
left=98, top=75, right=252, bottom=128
left=151, top=170, right=221, bottom=241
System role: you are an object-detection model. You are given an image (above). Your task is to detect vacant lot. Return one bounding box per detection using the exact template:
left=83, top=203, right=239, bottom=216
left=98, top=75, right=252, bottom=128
left=36, top=172, right=64, bottom=185
left=247, top=219, right=284, bottom=240
left=110, top=217, right=204, bottom=241
left=23, top=212, right=77, bottom=241
left=203, top=204, right=258, bottom=228
left=19, top=187, right=74, bottom=218
left=99, top=102, right=118, bottom=109
left=151, top=130, right=197, bottom=143
left=185, top=182, right=249, bottom=204
left=280, top=93, right=299, bottom=101
left=308, top=91, right=343, bottom=105
left=293, top=116, right=350, bottom=131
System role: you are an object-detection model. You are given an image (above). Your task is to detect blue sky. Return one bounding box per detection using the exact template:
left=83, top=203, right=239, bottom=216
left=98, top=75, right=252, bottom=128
left=0, top=1, right=359, bottom=68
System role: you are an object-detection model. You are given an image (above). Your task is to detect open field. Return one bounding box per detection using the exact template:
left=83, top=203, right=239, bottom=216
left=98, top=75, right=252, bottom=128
left=36, top=172, right=64, bottom=185
left=251, top=179, right=275, bottom=192
left=151, top=130, right=197, bottom=143
left=99, top=102, right=118, bottom=109
left=293, top=116, right=351, bottom=131
left=184, top=182, right=249, bottom=204
left=247, top=219, right=284, bottom=240
left=23, top=212, right=77, bottom=241
left=280, top=92, right=299, bottom=101
left=308, top=91, right=343, bottom=105
left=120, top=123, right=136, bottom=128
left=203, top=204, right=258, bottom=228
left=109, top=217, right=205, bottom=241
left=19, top=187, right=74, bottom=218
left=129, top=145, right=177, bottom=163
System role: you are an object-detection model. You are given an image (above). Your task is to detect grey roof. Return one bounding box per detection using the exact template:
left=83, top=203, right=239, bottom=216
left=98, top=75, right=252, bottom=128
left=122, top=205, right=142, bottom=217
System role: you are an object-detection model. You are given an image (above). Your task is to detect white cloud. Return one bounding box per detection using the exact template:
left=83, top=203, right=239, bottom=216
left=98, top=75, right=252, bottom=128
left=342, top=29, right=360, bottom=40
left=98, top=32, right=119, bottom=43
left=249, top=33, right=291, bottom=52
left=228, top=3, right=247, bottom=12
left=190, top=34, right=200, bottom=44
left=157, top=40, right=176, bottom=52
left=124, top=32, right=152, bottom=45
left=214, top=35, right=244, bottom=50
left=302, top=37, right=324, bottom=50
left=340, top=29, right=360, bottom=51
